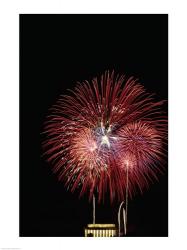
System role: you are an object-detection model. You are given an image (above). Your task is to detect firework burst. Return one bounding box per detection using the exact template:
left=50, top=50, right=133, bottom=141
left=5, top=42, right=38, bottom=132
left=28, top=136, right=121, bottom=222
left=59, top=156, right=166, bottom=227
left=42, top=71, right=167, bottom=202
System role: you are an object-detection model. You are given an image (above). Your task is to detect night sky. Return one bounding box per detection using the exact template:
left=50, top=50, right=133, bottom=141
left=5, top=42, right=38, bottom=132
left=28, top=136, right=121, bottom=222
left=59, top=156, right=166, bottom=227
left=20, top=14, right=168, bottom=237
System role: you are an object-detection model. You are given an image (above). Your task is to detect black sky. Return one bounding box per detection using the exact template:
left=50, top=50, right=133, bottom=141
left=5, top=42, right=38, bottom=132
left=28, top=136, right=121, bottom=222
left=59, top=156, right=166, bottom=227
left=20, top=14, right=168, bottom=237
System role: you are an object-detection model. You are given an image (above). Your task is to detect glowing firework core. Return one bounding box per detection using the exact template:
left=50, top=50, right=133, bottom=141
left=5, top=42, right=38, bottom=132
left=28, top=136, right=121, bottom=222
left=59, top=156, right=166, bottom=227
left=101, top=135, right=110, bottom=147
left=89, top=142, right=97, bottom=152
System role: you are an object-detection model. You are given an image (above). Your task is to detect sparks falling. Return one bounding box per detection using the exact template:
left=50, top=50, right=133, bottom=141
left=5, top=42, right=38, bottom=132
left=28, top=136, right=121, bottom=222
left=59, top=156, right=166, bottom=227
left=42, top=71, right=167, bottom=202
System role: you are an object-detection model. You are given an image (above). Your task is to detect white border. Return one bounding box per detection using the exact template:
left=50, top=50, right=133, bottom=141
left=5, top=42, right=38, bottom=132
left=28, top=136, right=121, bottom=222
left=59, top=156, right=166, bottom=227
left=0, top=0, right=187, bottom=250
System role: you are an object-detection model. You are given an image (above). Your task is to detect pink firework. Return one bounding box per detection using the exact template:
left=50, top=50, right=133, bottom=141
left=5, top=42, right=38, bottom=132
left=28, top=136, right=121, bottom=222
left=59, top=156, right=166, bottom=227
left=42, top=71, right=167, bottom=202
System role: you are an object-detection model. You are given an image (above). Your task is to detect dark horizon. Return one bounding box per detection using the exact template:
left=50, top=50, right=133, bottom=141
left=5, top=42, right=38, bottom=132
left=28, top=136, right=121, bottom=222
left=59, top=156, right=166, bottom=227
left=20, top=14, right=168, bottom=237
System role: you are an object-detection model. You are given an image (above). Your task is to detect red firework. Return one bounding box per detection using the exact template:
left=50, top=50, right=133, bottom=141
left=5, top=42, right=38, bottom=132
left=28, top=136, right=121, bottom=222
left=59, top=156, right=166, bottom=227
left=42, top=71, right=167, bottom=202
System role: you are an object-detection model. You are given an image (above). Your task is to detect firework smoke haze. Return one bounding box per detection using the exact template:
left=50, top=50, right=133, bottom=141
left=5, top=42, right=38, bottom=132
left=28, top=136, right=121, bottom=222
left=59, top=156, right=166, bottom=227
left=42, top=71, right=167, bottom=203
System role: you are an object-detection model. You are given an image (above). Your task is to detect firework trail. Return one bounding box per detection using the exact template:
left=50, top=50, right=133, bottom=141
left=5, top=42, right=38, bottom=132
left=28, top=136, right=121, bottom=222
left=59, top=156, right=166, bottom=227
left=42, top=71, right=167, bottom=203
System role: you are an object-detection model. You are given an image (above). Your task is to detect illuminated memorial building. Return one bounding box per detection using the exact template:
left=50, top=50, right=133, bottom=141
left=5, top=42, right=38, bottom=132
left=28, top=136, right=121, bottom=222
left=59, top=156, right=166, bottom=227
left=85, top=224, right=117, bottom=237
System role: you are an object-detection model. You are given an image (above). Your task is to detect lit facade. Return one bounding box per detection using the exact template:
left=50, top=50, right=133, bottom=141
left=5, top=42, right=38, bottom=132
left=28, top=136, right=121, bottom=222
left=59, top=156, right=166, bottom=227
left=84, top=224, right=117, bottom=237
